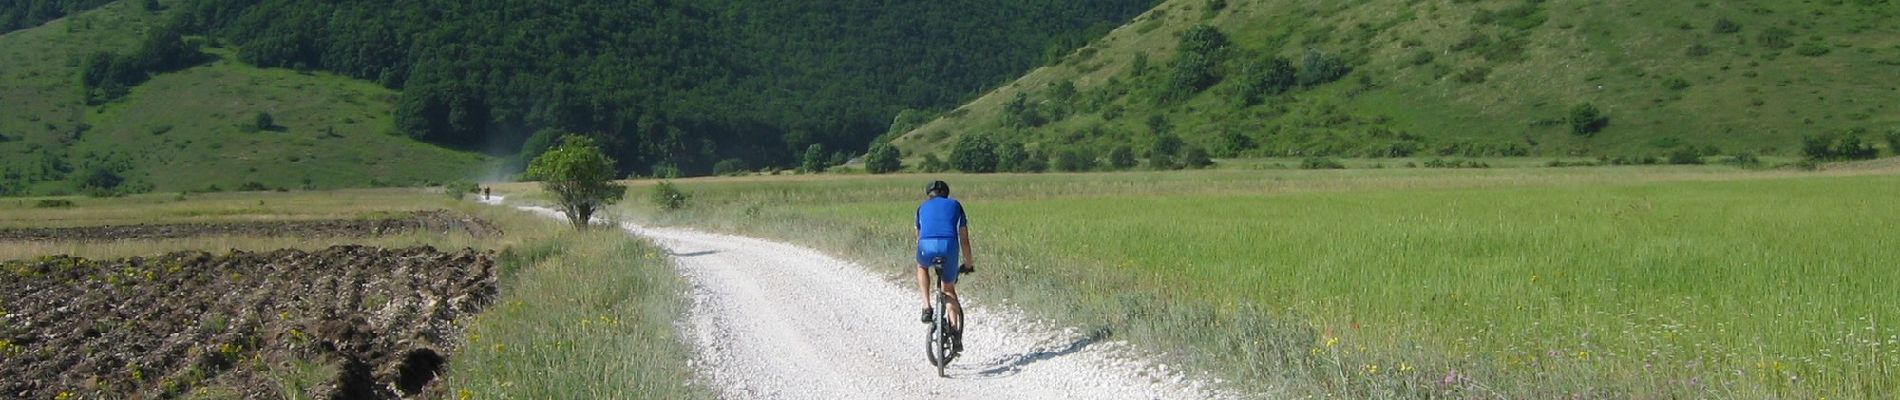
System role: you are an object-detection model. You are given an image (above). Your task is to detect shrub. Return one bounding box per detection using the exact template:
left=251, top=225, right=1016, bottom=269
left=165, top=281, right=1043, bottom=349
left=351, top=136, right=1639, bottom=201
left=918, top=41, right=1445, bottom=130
left=1886, top=130, right=1900, bottom=156
left=526, top=135, right=628, bottom=229
left=1666, top=148, right=1704, bottom=165
left=1148, top=134, right=1185, bottom=170
left=649, top=181, right=690, bottom=211
left=1019, top=148, right=1049, bottom=173
left=712, top=158, right=750, bottom=176
left=1052, top=148, right=1097, bottom=172
left=1663, top=77, right=1691, bottom=91
left=919, top=153, right=950, bottom=172
left=1301, top=157, right=1344, bottom=169
left=800, top=144, right=828, bottom=173
left=1712, top=18, right=1741, bottom=34
left=1685, top=44, right=1712, bottom=57
left=1757, top=27, right=1794, bottom=50
left=863, top=144, right=902, bottom=174
left=1295, top=48, right=1351, bottom=87
left=254, top=112, right=276, bottom=131
left=34, top=199, right=76, bottom=208
left=1802, top=133, right=1879, bottom=161
left=1727, top=152, right=1763, bottom=168
left=994, top=142, right=1030, bottom=172
left=1453, top=66, right=1491, bottom=84
left=444, top=181, right=479, bottom=199
left=1569, top=103, right=1609, bottom=136
left=1796, top=44, right=1830, bottom=57
left=238, top=181, right=269, bottom=192
left=1238, top=56, right=1296, bottom=105
left=1106, top=145, right=1138, bottom=170
left=1181, top=146, right=1214, bottom=169
left=950, top=135, right=998, bottom=173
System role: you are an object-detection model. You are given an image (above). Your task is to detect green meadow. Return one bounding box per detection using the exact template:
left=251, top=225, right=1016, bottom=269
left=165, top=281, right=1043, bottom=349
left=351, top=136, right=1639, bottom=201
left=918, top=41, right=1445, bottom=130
left=600, top=165, right=1900, bottom=398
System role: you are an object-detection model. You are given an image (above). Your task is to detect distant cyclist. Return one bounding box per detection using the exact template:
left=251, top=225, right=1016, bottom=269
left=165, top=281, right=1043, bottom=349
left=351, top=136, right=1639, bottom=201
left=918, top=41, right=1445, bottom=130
left=915, top=180, right=973, bottom=346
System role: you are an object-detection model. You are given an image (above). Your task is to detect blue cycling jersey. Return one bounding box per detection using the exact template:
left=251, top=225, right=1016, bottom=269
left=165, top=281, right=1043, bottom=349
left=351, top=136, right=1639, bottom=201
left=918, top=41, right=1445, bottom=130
left=914, top=196, right=967, bottom=240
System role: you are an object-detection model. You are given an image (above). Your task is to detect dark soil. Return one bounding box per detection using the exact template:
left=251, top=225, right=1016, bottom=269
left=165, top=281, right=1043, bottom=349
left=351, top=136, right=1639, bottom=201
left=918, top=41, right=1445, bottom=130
left=0, top=246, right=498, bottom=399
left=0, top=210, right=501, bottom=242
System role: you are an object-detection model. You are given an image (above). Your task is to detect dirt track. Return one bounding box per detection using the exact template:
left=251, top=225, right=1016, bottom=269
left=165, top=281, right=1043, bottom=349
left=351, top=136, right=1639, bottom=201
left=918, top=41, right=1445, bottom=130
left=0, top=246, right=497, bottom=399
left=497, top=198, right=1236, bottom=399
left=0, top=210, right=500, bottom=242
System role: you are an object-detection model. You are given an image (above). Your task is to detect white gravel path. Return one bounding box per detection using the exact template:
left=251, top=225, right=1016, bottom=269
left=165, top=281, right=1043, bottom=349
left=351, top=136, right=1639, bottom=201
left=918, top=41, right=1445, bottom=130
left=485, top=197, right=1237, bottom=399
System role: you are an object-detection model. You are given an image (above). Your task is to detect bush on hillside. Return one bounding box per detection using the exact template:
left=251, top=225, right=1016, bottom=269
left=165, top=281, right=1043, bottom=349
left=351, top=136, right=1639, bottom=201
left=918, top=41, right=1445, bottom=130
left=1795, top=44, right=1831, bottom=57
left=254, top=112, right=277, bottom=131
left=1802, top=133, right=1879, bottom=161
left=863, top=144, right=902, bottom=174
left=1052, top=148, right=1097, bottom=172
left=1757, top=27, right=1794, bottom=50
left=1568, top=103, right=1609, bottom=136
left=1726, top=152, right=1763, bottom=168
left=1019, top=148, right=1050, bottom=173
left=1712, top=18, right=1741, bottom=34
left=919, top=153, right=950, bottom=172
left=1238, top=56, right=1296, bottom=105
left=1295, top=48, right=1351, bottom=87
left=951, top=135, right=998, bottom=173
left=1886, top=130, right=1900, bottom=156
left=1300, top=157, right=1344, bottom=169
left=1666, top=148, right=1704, bottom=165
left=1106, top=145, right=1138, bottom=170
left=994, top=141, right=1029, bottom=172
left=1148, top=134, right=1185, bottom=170
left=1181, top=146, right=1214, bottom=169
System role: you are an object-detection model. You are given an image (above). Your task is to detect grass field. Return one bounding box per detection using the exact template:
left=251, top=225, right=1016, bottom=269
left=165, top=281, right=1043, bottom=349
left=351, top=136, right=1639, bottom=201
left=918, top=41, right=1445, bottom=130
left=570, top=163, right=1899, bottom=398
left=0, top=189, right=706, bottom=398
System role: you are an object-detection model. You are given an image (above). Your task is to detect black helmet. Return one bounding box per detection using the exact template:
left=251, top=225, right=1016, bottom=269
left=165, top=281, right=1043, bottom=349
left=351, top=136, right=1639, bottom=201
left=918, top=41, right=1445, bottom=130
left=924, top=180, right=950, bottom=197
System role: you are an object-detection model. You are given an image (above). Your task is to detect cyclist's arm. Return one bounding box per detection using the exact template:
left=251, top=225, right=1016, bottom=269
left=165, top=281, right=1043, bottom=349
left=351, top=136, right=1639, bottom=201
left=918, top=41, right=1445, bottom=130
left=957, top=225, right=973, bottom=266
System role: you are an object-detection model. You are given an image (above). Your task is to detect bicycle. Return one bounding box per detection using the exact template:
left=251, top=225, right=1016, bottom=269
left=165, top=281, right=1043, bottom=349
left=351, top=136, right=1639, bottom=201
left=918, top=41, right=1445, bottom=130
left=924, top=256, right=972, bottom=377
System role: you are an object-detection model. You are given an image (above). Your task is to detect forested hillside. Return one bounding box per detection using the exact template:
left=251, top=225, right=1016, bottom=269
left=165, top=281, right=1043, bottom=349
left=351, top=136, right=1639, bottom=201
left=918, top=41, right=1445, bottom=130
left=0, top=2, right=489, bottom=196
left=896, top=0, right=1900, bottom=165
left=0, top=0, right=114, bottom=33
left=163, top=0, right=1154, bottom=175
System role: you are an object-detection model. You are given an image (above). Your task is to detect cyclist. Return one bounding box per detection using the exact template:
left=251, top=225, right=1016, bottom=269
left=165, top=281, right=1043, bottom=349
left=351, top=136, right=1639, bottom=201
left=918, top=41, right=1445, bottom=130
left=915, top=180, right=973, bottom=350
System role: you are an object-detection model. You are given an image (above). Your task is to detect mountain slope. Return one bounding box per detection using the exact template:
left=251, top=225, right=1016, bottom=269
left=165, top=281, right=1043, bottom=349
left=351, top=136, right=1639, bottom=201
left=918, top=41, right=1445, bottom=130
left=170, top=0, right=1156, bottom=175
left=0, top=1, right=489, bottom=196
left=895, top=0, right=1900, bottom=161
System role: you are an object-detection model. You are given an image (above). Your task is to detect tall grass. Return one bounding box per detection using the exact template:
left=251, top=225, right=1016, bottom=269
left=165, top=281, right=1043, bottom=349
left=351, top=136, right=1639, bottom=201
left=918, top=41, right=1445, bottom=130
left=442, top=219, right=706, bottom=399
left=595, top=166, right=1900, bottom=398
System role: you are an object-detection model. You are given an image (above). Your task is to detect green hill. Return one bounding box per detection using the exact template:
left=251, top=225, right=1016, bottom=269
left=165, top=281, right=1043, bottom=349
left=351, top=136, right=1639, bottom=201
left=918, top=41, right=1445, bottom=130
left=0, top=2, right=491, bottom=196
left=894, top=0, right=1900, bottom=162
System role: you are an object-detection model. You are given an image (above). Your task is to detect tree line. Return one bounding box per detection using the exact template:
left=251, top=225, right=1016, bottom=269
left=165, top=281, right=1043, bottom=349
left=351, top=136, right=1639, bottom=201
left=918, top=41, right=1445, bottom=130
left=155, top=0, right=1155, bottom=177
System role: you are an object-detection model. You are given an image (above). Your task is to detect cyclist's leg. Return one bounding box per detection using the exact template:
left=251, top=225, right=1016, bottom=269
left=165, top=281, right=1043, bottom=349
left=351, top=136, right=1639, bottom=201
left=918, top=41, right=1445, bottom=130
left=915, top=265, right=932, bottom=308
left=942, top=282, right=963, bottom=330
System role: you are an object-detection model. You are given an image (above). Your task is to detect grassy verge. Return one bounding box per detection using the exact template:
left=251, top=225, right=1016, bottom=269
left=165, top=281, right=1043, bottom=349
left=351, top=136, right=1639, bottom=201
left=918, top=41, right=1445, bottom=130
left=442, top=212, right=706, bottom=398
left=535, top=165, right=1900, bottom=398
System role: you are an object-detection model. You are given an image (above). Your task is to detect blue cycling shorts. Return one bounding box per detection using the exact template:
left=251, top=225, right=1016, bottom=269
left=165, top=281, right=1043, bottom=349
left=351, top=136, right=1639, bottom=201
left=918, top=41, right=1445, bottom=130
left=916, top=238, right=959, bottom=283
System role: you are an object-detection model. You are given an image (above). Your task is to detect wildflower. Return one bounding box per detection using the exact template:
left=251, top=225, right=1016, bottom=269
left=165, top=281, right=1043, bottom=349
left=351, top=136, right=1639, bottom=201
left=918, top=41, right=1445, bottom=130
left=1575, top=351, right=1589, bottom=361
left=1398, top=362, right=1413, bottom=372
left=458, top=389, right=474, bottom=400
left=1325, top=337, right=1339, bottom=348
left=1363, top=364, right=1380, bottom=374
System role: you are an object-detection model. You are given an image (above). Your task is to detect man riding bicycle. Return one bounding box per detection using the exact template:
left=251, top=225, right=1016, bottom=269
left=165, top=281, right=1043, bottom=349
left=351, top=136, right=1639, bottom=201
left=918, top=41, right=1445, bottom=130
left=916, top=180, right=973, bottom=351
